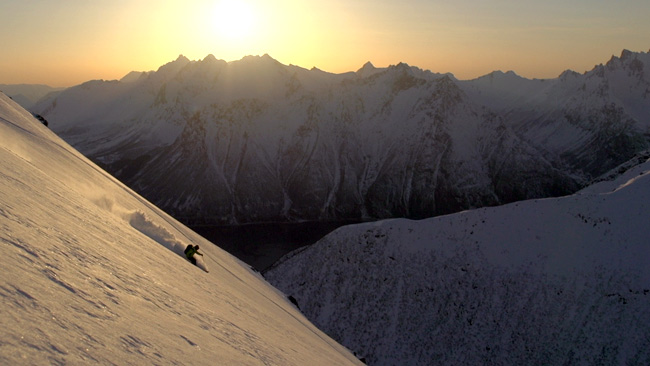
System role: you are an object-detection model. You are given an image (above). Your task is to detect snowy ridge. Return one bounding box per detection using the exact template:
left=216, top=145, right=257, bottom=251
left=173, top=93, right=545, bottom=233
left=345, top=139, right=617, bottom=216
left=265, top=156, right=650, bottom=365
left=579, top=149, right=650, bottom=194
left=33, top=50, right=650, bottom=225
left=0, top=93, right=362, bottom=365
left=0, top=84, right=64, bottom=109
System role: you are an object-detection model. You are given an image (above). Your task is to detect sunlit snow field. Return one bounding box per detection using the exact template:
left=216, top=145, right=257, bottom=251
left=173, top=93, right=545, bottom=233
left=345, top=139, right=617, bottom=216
left=0, top=93, right=362, bottom=365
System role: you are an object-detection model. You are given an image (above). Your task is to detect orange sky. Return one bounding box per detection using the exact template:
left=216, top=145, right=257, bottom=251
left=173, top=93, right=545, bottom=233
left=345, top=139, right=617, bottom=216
left=1, top=0, right=649, bottom=87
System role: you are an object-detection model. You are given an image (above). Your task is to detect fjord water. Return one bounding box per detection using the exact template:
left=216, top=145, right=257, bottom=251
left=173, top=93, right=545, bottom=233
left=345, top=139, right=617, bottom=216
left=191, top=221, right=362, bottom=272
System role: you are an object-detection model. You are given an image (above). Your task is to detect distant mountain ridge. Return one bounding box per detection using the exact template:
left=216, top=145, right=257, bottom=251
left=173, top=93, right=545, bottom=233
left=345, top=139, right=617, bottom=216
left=0, top=83, right=64, bottom=109
left=34, top=49, right=650, bottom=224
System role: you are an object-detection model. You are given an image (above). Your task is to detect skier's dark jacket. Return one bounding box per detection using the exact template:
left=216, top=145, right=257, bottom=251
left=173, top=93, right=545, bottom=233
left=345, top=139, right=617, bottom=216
left=185, top=245, right=203, bottom=259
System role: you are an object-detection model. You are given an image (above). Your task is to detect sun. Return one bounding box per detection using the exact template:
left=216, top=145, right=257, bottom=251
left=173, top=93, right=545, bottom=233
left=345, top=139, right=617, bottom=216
left=211, top=0, right=257, bottom=42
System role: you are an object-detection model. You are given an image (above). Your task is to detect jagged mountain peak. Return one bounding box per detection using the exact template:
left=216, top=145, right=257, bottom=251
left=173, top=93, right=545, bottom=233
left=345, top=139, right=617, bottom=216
left=225, top=54, right=289, bottom=79
left=390, top=62, right=414, bottom=72
left=355, top=61, right=384, bottom=79
left=202, top=54, right=218, bottom=63
left=617, top=48, right=650, bottom=63
left=358, top=61, right=375, bottom=71
left=483, top=70, right=523, bottom=80
left=360, top=61, right=375, bottom=69
left=120, top=70, right=152, bottom=83
left=156, top=55, right=193, bottom=76
left=620, top=49, right=636, bottom=60
left=174, top=54, right=191, bottom=63
left=237, top=53, right=282, bottom=65
left=558, top=69, right=581, bottom=80
left=594, top=49, right=649, bottom=77
left=467, top=69, right=539, bottom=98
left=386, top=62, right=434, bottom=81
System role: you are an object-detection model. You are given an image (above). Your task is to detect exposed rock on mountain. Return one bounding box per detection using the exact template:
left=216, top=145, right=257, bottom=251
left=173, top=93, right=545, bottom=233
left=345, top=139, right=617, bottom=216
left=34, top=50, right=650, bottom=224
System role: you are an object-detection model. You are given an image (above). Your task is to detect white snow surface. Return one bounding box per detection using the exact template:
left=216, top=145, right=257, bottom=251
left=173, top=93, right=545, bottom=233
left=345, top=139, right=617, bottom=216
left=0, top=92, right=362, bottom=365
left=266, top=153, right=650, bottom=364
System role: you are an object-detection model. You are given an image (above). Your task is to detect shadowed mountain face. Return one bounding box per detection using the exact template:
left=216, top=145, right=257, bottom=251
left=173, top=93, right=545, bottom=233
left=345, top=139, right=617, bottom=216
left=35, top=51, right=650, bottom=225
left=264, top=154, right=650, bottom=366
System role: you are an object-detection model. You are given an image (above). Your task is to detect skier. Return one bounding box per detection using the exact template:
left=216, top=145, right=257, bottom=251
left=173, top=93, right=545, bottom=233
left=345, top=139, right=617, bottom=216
left=184, top=244, right=204, bottom=266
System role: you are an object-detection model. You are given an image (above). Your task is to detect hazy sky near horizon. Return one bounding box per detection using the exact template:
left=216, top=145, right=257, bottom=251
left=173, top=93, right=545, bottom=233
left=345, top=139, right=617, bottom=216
left=1, top=0, right=649, bottom=87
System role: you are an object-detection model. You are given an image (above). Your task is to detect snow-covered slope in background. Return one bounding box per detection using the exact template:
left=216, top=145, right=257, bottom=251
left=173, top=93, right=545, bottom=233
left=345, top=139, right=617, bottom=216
left=33, top=50, right=650, bottom=225
left=0, top=84, right=64, bottom=109
left=0, top=93, right=362, bottom=365
left=265, top=153, right=650, bottom=365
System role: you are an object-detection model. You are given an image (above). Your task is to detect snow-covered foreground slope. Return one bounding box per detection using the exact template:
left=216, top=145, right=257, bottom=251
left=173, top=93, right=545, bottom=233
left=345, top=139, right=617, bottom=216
left=0, top=93, right=362, bottom=365
left=266, top=155, right=650, bottom=365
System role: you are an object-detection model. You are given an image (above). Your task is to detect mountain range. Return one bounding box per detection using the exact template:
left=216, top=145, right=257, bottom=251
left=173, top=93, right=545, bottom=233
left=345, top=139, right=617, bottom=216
left=33, top=50, right=650, bottom=225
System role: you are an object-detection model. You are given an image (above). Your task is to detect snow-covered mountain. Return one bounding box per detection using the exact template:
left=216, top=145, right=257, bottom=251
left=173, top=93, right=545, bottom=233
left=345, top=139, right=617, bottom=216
left=265, top=152, right=650, bottom=365
left=34, top=50, right=650, bottom=224
left=461, top=49, right=650, bottom=178
left=0, top=93, right=362, bottom=365
left=0, top=83, right=64, bottom=109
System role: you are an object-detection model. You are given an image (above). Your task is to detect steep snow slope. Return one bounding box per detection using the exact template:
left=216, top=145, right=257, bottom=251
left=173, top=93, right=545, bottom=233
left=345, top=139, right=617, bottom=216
left=0, top=93, right=362, bottom=365
left=265, top=155, right=650, bottom=365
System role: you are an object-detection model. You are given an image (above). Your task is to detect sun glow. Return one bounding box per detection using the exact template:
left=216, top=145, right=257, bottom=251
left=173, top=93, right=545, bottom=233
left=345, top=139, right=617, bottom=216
left=210, top=1, right=258, bottom=42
